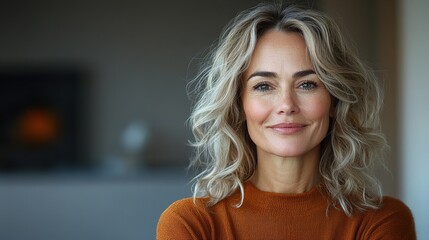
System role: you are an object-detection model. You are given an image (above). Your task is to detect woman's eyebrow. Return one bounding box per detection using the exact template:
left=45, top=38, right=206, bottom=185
left=247, top=71, right=277, bottom=81
left=247, top=69, right=315, bottom=81
left=293, top=69, right=316, bottom=78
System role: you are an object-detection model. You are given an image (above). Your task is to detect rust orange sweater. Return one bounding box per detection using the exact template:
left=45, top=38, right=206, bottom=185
left=157, top=182, right=415, bottom=239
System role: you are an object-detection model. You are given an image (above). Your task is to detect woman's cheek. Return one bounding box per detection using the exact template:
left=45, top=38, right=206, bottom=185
left=244, top=98, right=271, bottom=124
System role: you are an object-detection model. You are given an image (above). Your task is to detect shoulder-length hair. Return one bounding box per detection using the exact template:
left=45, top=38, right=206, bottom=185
left=188, top=2, right=387, bottom=216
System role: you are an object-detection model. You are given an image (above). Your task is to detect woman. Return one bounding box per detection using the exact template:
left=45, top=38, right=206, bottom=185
left=157, top=3, right=415, bottom=239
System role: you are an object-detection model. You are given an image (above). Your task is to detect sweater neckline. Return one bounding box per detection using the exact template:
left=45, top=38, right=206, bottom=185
left=240, top=181, right=329, bottom=213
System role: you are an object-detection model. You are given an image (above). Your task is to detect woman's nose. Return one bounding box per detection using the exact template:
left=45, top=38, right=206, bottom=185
left=277, top=91, right=299, bottom=115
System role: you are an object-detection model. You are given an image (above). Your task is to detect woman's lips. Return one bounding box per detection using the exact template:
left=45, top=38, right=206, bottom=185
left=268, top=123, right=307, bottom=134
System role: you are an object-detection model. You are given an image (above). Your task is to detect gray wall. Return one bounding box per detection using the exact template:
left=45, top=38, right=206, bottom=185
left=0, top=171, right=191, bottom=240
left=400, top=0, right=429, bottom=238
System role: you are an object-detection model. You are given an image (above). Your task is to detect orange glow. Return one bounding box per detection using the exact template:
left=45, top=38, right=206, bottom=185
left=19, top=108, right=59, bottom=144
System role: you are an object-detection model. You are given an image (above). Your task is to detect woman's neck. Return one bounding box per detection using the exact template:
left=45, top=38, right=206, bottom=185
left=251, top=146, right=320, bottom=194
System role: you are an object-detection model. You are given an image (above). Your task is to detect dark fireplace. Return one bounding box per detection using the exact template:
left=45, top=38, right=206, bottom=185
left=0, top=66, right=87, bottom=172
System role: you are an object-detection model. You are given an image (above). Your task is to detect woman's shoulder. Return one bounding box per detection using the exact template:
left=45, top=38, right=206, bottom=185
left=377, top=196, right=415, bottom=222
left=380, top=196, right=413, bottom=214
left=163, top=196, right=211, bottom=214
left=165, top=197, right=200, bottom=210
left=157, top=197, right=212, bottom=239
left=362, top=196, right=416, bottom=239
left=158, top=197, right=210, bottom=222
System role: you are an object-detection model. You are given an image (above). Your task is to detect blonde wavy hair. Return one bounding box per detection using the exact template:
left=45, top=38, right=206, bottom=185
left=188, top=2, right=387, bottom=216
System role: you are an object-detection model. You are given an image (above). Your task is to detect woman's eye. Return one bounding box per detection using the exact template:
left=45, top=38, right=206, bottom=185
left=253, top=82, right=272, bottom=92
left=299, top=81, right=318, bottom=90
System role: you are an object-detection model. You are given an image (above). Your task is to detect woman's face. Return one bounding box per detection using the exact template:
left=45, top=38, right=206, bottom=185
left=242, top=30, right=332, bottom=159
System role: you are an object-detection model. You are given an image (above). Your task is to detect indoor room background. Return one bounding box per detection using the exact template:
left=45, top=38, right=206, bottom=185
left=0, top=0, right=427, bottom=239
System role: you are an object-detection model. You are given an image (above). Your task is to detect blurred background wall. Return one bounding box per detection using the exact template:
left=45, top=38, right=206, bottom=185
left=0, top=0, right=427, bottom=239
left=399, top=0, right=429, bottom=237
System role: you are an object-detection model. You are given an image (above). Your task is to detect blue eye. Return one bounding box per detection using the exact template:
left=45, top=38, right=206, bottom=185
left=253, top=82, right=273, bottom=92
left=299, top=81, right=318, bottom=90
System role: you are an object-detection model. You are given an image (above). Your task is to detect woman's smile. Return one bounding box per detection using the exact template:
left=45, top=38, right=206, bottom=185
left=267, top=122, right=308, bottom=135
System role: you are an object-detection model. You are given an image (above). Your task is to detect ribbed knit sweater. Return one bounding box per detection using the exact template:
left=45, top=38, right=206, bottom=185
left=157, top=182, right=415, bottom=239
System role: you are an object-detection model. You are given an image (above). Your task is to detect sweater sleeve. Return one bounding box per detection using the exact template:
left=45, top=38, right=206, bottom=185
left=365, top=197, right=416, bottom=240
left=156, top=198, right=210, bottom=240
